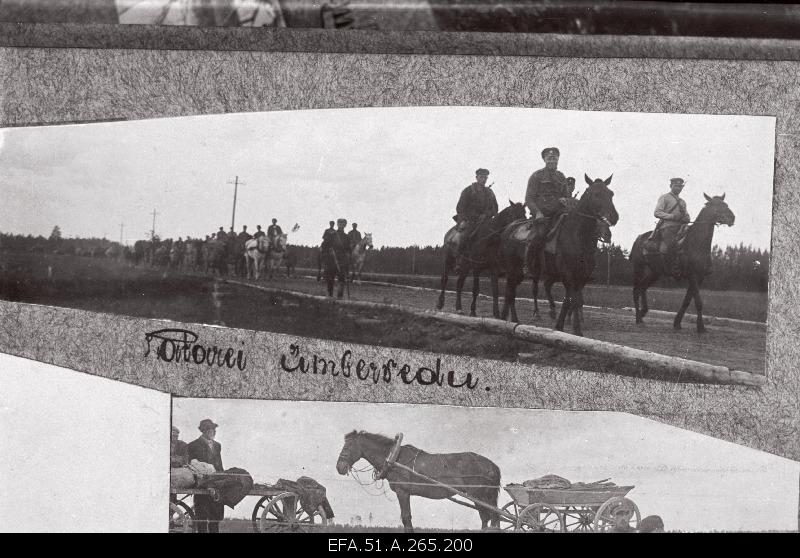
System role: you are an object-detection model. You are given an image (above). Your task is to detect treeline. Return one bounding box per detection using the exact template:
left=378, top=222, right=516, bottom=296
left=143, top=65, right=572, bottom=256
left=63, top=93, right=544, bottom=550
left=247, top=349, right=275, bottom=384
left=291, top=242, right=769, bottom=292
left=0, top=232, right=118, bottom=257
left=1, top=231, right=769, bottom=292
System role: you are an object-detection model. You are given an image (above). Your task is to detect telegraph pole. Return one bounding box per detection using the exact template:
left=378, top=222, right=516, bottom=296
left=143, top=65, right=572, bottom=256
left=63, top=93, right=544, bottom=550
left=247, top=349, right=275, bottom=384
left=149, top=209, right=158, bottom=265
left=119, top=222, right=124, bottom=245
left=150, top=209, right=158, bottom=241
left=227, top=175, right=246, bottom=231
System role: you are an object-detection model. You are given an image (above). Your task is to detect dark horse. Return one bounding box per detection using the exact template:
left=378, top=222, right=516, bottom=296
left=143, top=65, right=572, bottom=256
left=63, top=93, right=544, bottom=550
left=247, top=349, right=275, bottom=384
left=436, top=202, right=526, bottom=317
left=336, top=431, right=501, bottom=533
left=522, top=174, right=618, bottom=335
left=630, top=193, right=735, bottom=333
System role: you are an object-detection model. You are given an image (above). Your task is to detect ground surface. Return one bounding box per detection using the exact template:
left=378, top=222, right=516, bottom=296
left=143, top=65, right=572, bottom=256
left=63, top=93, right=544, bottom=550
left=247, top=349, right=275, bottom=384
left=0, top=252, right=766, bottom=376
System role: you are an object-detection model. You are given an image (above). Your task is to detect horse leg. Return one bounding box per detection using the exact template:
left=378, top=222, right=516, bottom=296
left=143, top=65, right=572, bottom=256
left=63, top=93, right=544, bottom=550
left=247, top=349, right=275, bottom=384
left=673, top=281, right=695, bottom=330
left=531, top=276, right=540, bottom=319
left=572, top=288, right=584, bottom=337
left=691, top=275, right=706, bottom=333
left=396, top=490, right=414, bottom=533
left=469, top=271, right=479, bottom=317
left=455, top=271, right=467, bottom=314
left=545, top=276, right=557, bottom=320
left=436, top=257, right=449, bottom=310
left=555, top=285, right=572, bottom=332
left=491, top=269, right=500, bottom=319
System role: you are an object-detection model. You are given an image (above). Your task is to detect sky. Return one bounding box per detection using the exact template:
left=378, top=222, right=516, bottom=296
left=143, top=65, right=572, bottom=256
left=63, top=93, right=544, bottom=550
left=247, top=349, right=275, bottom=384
left=173, top=398, right=798, bottom=532
left=0, top=107, right=775, bottom=252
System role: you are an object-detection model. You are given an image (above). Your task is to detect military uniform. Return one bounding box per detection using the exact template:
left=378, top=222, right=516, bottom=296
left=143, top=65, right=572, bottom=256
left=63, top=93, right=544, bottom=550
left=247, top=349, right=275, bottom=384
left=253, top=228, right=266, bottom=239
left=348, top=228, right=363, bottom=247
left=525, top=148, right=570, bottom=250
left=653, top=191, right=689, bottom=253
left=321, top=220, right=351, bottom=297
left=525, top=167, right=569, bottom=220
left=267, top=223, right=283, bottom=239
left=651, top=178, right=691, bottom=277
left=456, top=182, right=498, bottom=224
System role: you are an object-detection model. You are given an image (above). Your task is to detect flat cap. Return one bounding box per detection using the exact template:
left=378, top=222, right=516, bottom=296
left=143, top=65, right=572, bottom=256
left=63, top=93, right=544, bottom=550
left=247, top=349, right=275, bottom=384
left=198, top=418, right=218, bottom=432
left=475, top=168, right=490, bottom=176
left=541, top=147, right=560, bottom=159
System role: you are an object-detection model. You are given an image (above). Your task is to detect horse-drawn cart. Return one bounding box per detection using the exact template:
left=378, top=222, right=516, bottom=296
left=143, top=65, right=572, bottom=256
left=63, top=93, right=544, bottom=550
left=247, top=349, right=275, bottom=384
left=501, top=484, right=640, bottom=532
left=352, top=432, right=641, bottom=533
left=170, top=483, right=329, bottom=533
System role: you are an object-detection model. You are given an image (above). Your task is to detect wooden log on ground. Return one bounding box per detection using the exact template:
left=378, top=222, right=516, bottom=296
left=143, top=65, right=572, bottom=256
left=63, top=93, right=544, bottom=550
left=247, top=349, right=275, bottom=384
left=226, top=279, right=766, bottom=388
left=513, top=324, right=765, bottom=387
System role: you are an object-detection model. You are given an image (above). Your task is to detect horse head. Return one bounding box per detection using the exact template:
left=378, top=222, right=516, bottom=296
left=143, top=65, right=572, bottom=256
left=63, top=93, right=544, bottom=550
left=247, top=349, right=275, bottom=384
left=363, top=233, right=374, bottom=250
left=581, top=174, right=619, bottom=227
left=495, top=201, right=526, bottom=228
left=336, top=430, right=364, bottom=475
left=702, top=193, right=735, bottom=226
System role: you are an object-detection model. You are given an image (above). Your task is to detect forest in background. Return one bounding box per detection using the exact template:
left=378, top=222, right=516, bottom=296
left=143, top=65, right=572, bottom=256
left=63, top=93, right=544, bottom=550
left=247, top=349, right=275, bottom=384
left=1, top=230, right=769, bottom=293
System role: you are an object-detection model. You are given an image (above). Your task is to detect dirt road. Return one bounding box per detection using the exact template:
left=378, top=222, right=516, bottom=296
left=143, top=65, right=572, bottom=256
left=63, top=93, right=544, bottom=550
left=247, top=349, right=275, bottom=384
left=230, top=275, right=765, bottom=375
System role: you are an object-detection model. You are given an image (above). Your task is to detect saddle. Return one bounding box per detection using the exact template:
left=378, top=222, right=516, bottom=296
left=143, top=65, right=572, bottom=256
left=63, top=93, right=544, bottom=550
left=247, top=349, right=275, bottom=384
left=544, top=213, right=568, bottom=254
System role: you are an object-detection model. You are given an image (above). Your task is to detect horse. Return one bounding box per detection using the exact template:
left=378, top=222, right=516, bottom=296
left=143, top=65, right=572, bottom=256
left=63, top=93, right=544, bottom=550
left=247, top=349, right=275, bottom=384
left=243, top=236, right=270, bottom=280
left=264, top=233, right=288, bottom=279
left=168, top=242, right=184, bottom=271
left=528, top=174, right=618, bottom=336
left=183, top=240, right=198, bottom=272
left=436, top=202, right=526, bottom=318
left=350, top=233, right=373, bottom=282
left=284, top=247, right=297, bottom=278
left=336, top=431, right=501, bottom=533
left=630, top=193, right=735, bottom=333
left=203, top=238, right=228, bottom=276
left=526, top=199, right=605, bottom=322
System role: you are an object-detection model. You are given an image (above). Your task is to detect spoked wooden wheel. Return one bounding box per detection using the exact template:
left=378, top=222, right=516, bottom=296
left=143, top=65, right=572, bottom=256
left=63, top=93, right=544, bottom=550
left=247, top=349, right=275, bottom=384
left=498, top=501, right=521, bottom=531
left=251, top=492, right=328, bottom=533
left=169, top=501, right=195, bottom=533
left=593, top=497, right=641, bottom=532
left=561, top=505, right=598, bottom=532
left=517, top=503, right=564, bottom=532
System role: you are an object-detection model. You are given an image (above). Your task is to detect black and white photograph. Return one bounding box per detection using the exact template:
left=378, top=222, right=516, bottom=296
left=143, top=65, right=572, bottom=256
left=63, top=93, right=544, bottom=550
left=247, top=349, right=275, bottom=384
left=168, top=398, right=799, bottom=533
left=0, top=107, right=774, bottom=382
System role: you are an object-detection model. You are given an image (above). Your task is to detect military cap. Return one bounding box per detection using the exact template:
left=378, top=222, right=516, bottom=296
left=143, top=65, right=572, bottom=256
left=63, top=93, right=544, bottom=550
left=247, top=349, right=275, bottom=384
left=670, top=177, right=686, bottom=186
left=475, top=168, right=490, bottom=176
left=337, top=218, right=348, bottom=225
left=541, top=147, right=560, bottom=159
left=198, top=418, right=218, bottom=432
left=171, top=426, right=180, bottom=434
left=567, top=176, right=576, bottom=184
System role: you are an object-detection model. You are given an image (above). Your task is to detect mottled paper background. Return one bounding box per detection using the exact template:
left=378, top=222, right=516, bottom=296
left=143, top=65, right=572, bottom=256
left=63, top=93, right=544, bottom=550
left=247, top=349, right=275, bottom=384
left=0, top=28, right=797, bottom=467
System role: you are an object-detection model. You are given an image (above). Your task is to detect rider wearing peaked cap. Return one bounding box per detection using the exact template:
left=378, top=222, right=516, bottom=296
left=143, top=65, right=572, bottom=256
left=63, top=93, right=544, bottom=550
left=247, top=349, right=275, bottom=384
left=454, top=168, right=499, bottom=271
left=652, top=177, right=690, bottom=278
left=525, top=146, right=570, bottom=257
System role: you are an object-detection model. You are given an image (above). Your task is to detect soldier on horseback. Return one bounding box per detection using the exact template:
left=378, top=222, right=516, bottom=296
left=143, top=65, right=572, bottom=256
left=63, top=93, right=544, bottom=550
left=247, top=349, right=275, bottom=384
left=454, top=168, right=498, bottom=273
left=348, top=223, right=363, bottom=246
left=525, top=147, right=571, bottom=256
left=267, top=218, right=283, bottom=241
left=650, top=177, right=691, bottom=278
left=321, top=218, right=351, bottom=298
left=253, top=225, right=265, bottom=239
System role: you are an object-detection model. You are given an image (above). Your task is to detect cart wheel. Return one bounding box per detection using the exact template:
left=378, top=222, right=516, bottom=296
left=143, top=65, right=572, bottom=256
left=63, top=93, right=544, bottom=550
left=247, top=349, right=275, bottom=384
left=517, top=503, right=564, bottom=532
left=252, top=492, right=328, bottom=533
left=561, top=505, right=598, bottom=532
left=593, top=497, right=641, bottom=532
left=169, top=501, right=195, bottom=533
left=498, top=501, right=521, bottom=531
